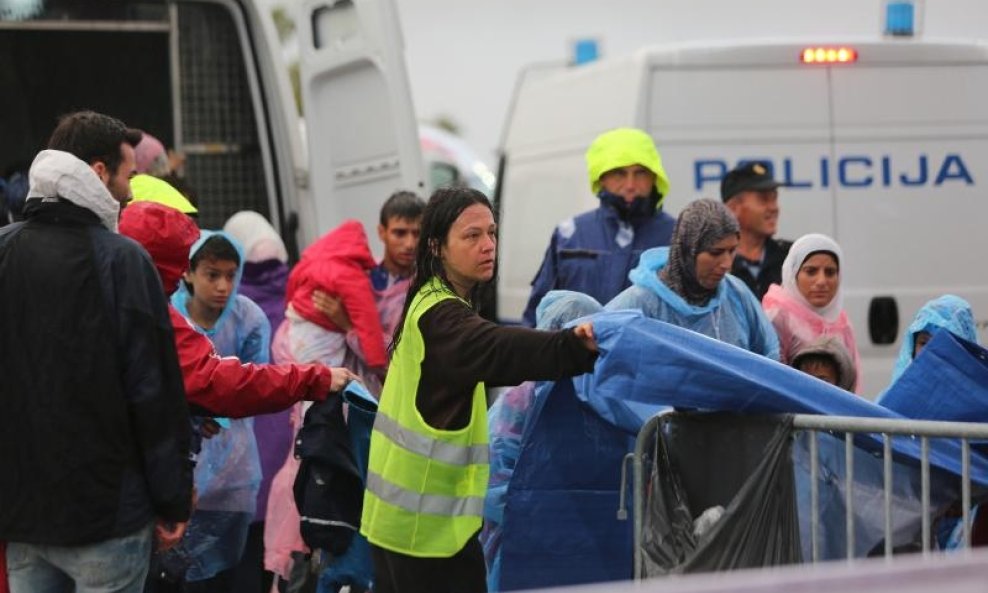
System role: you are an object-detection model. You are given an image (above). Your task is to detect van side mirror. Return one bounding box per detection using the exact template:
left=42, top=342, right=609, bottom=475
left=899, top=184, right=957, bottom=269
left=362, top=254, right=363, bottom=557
left=868, top=296, right=899, bottom=345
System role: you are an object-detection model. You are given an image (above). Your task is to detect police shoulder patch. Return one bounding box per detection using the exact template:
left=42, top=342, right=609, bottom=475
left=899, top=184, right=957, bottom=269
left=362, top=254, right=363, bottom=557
left=557, top=217, right=576, bottom=239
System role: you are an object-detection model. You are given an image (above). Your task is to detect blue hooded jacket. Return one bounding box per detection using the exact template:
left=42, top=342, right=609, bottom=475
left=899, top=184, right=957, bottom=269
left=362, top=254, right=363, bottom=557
left=605, top=246, right=780, bottom=360
left=887, top=294, right=978, bottom=385
left=172, top=230, right=272, bottom=364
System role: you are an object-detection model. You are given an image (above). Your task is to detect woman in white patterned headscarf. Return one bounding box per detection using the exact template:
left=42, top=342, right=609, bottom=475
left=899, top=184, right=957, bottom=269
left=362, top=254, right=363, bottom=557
left=606, top=198, right=780, bottom=359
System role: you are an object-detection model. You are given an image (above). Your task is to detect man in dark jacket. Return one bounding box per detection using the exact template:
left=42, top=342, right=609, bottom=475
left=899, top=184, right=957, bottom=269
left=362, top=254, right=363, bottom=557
left=721, top=161, right=792, bottom=300
left=0, top=111, right=193, bottom=593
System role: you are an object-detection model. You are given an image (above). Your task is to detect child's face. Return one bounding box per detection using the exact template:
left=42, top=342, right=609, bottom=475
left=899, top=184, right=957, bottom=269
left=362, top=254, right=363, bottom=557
left=185, top=257, right=237, bottom=313
left=913, top=331, right=932, bottom=359
left=797, top=359, right=839, bottom=386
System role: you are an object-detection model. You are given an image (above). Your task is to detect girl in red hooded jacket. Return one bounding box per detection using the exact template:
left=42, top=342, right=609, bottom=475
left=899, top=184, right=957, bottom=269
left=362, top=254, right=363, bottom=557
left=282, top=220, right=388, bottom=373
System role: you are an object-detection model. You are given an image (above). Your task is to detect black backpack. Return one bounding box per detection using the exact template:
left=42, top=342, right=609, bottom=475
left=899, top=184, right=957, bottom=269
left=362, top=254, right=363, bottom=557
left=293, top=395, right=365, bottom=555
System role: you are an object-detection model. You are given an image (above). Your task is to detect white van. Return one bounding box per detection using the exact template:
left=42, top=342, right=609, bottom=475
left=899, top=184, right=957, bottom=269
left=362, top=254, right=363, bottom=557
left=497, top=39, right=988, bottom=396
left=0, top=0, right=423, bottom=257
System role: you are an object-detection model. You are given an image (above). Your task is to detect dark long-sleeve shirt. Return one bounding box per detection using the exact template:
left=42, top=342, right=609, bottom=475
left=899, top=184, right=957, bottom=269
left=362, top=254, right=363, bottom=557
left=416, top=299, right=597, bottom=430
left=731, top=237, right=792, bottom=301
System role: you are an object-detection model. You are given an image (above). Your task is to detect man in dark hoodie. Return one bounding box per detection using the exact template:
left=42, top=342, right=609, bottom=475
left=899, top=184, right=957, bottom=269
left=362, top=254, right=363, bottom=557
left=0, top=111, right=193, bottom=593
left=523, top=127, right=675, bottom=326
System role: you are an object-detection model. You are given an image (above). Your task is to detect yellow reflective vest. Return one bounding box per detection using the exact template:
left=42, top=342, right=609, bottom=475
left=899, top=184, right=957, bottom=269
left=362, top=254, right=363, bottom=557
left=361, top=277, right=489, bottom=557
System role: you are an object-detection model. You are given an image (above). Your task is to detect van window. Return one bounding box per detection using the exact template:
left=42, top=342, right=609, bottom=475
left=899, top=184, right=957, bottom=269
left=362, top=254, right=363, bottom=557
left=429, top=161, right=460, bottom=190
left=0, top=5, right=172, bottom=180
left=176, top=2, right=274, bottom=228
left=0, top=0, right=278, bottom=229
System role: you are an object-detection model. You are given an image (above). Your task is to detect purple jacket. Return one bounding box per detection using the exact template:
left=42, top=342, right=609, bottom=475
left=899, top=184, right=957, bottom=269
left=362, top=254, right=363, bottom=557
left=240, top=259, right=292, bottom=522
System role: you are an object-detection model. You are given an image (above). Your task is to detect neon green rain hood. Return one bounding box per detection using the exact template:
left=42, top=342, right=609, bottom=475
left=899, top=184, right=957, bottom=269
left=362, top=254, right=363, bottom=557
left=129, top=174, right=198, bottom=214
left=585, top=128, right=670, bottom=198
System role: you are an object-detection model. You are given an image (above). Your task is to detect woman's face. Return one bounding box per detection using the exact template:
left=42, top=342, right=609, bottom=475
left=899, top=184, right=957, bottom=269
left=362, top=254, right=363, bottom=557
left=796, top=253, right=839, bottom=308
left=694, top=234, right=739, bottom=290
left=440, top=203, right=497, bottom=296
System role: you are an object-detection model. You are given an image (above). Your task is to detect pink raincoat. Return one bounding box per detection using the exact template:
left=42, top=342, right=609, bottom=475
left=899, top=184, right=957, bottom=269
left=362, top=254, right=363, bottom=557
left=761, top=233, right=861, bottom=392
left=263, top=269, right=410, bottom=580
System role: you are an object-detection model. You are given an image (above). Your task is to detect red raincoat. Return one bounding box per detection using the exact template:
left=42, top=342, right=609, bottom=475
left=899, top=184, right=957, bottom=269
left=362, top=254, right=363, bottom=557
left=286, top=220, right=387, bottom=369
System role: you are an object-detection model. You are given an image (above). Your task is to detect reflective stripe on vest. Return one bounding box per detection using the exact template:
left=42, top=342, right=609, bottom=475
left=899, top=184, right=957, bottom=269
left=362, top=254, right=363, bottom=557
left=373, top=412, right=489, bottom=467
left=361, top=278, right=490, bottom=557
left=366, top=471, right=484, bottom=517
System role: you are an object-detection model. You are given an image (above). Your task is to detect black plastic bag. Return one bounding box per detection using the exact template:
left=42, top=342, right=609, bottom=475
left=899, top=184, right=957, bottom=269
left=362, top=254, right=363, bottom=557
left=642, top=412, right=801, bottom=575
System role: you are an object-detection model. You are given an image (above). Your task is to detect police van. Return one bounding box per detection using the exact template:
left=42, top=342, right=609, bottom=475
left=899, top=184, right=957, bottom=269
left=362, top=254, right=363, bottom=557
left=496, top=39, right=988, bottom=396
left=0, top=0, right=424, bottom=257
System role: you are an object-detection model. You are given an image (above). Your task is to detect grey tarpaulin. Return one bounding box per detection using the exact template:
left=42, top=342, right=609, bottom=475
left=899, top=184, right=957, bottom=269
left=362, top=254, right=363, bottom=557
left=642, top=413, right=801, bottom=575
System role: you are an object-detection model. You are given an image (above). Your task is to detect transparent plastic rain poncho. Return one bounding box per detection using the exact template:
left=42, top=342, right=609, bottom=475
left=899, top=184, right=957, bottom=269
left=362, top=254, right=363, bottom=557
left=888, top=294, right=979, bottom=385
left=761, top=233, right=860, bottom=390
left=605, top=247, right=779, bottom=360
left=483, top=290, right=603, bottom=589
left=169, top=230, right=266, bottom=581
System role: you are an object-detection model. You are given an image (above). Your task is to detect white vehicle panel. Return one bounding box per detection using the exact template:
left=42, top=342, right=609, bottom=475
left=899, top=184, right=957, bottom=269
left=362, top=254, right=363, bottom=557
left=498, top=39, right=988, bottom=397
left=297, top=0, right=424, bottom=248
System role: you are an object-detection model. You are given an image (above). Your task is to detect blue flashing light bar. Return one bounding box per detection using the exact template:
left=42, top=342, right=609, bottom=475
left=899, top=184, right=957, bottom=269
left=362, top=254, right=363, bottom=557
left=573, top=39, right=599, bottom=66
left=886, top=1, right=915, bottom=36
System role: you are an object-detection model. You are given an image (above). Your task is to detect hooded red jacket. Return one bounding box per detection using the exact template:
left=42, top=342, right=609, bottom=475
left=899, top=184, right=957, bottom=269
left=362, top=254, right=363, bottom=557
left=120, top=202, right=334, bottom=417
left=286, top=220, right=387, bottom=368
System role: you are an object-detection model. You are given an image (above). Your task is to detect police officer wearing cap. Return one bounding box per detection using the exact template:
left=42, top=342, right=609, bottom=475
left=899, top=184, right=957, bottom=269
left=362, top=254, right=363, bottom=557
left=721, top=161, right=791, bottom=300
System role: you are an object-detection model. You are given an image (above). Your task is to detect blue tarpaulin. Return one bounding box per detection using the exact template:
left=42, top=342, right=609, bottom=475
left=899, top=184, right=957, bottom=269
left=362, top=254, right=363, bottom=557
left=878, top=330, right=988, bottom=423
left=492, top=312, right=988, bottom=590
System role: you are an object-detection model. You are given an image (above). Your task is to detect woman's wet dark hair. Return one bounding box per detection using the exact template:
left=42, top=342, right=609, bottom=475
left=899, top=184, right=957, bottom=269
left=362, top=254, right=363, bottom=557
left=390, top=186, right=494, bottom=352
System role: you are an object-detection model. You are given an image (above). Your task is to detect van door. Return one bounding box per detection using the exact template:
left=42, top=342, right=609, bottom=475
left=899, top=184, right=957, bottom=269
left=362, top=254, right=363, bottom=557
left=830, top=57, right=988, bottom=395
left=173, top=0, right=288, bottom=231
left=296, top=0, right=424, bottom=249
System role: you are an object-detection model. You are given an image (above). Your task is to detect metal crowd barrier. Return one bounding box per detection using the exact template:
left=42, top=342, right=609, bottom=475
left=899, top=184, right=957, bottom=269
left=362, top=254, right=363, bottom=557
left=618, top=412, right=988, bottom=580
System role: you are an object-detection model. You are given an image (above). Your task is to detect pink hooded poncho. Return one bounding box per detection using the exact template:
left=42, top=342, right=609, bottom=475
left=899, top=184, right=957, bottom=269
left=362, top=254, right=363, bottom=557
left=761, top=233, right=861, bottom=392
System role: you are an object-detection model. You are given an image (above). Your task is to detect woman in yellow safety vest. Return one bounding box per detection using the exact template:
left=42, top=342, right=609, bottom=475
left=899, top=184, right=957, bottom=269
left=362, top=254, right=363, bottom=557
left=361, top=187, right=598, bottom=593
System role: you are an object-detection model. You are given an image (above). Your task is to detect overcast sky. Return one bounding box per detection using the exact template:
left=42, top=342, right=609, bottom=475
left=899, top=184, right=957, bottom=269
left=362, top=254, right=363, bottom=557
left=388, top=0, right=986, bottom=166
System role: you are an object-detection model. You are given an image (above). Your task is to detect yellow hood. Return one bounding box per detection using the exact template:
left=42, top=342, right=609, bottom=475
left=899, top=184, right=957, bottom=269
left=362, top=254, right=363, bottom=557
left=585, top=128, right=670, bottom=198
left=129, top=174, right=197, bottom=214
